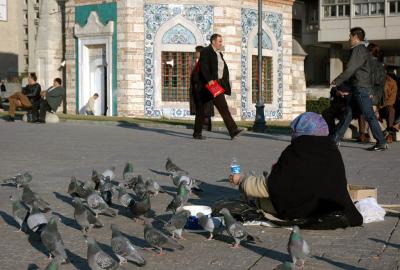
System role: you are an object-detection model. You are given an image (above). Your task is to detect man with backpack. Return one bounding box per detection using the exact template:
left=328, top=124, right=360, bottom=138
left=332, top=27, right=387, bottom=151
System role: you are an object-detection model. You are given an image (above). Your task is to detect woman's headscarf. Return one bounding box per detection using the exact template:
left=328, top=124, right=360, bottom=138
left=290, top=112, right=329, bottom=139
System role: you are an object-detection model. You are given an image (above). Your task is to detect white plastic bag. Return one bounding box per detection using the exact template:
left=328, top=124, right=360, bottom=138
left=355, top=197, right=386, bottom=224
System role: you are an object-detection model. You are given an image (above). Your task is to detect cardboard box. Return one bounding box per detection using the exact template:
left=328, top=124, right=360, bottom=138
left=347, top=184, right=377, bottom=202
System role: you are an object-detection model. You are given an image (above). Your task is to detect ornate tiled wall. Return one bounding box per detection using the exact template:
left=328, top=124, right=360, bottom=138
left=241, top=8, right=283, bottom=120
left=143, top=4, right=213, bottom=117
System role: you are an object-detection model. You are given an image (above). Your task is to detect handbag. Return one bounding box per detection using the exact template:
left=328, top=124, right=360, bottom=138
left=205, top=80, right=225, bottom=98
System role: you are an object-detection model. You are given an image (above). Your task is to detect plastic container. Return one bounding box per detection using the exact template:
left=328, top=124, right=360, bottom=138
left=230, top=158, right=241, bottom=174
left=182, top=205, right=212, bottom=232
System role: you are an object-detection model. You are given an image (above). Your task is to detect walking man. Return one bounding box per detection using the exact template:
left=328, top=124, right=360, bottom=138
left=332, top=27, right=387, bottom=151
left=193, top=34, right=244, bottom=140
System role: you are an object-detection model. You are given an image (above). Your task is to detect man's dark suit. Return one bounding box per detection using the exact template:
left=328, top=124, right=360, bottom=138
left=33, top=86, right=65, bottom=122
left=193, top=45, right=239, bottom=138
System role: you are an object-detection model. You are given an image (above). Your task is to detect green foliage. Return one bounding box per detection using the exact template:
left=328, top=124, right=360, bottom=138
left=306, top=97, right=330, bottom=114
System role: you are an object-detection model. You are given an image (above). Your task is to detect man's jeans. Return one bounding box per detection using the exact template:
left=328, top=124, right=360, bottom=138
left=336, top=87, right=386, bottom=144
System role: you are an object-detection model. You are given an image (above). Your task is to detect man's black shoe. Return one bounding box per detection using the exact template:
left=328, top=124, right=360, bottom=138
left=193, top=135, right=206, bottom=140
left=230, top=129, right=245, bottom=140
left=366, top=144, right=388, bottom=151
left=6, top=116, right=15, bottom=122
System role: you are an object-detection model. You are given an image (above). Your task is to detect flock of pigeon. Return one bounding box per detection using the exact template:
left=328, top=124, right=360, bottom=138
left=3, top=158, right=311, bottom=270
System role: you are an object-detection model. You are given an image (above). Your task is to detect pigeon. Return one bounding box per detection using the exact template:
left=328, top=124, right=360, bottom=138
left=99, top=176, right=114, bottom=206
left=114, top=184, right=134, bottom=208
left=144, top=219, right=184, bottom=255
left=165, top=157, right=188, bottom=175
left=123, top=162, right=135, bottom=181
left=219, top=208, right=261, bottom=248
left=90, top=169, right=102, bottom=191
left=128, top=192, right=151, bottom=221
left=102, top=166, right=116, bottom=181
left=163, top=209, right=191, bottom=240
left=170, top=172, right=202, bottom=193
left=86, top=189, right=117, bottom=217
left=110, top=224, right=145, bottom=266
left=21, top=184, right=51, bottom=212
left=41, top=216, right=68, bottom=263
left=145, top=178, right=165, bottom=197
left=68, top=176, right=91, bottom=198
left=9, top=194, right=29, bottom=232
left=166, top=182, right=190, bottom=214
left=72, top=198, right=103, bottom=234
left=3, top=172, right=32, bottom=188
left=196, top=212, right=225, bottom=240
left=85, top=236, right=120, bottom=270
left=274, top=261, right=296, bottom=270
left=288, top=225, right=310, bottom=269
left=27, top=200, right=48, bottom=233
left=44, top=257, right=62, bottom=270
left=132, top=175, right=147, bottom=199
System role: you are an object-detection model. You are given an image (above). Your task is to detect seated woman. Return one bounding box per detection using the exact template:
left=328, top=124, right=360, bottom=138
left=230, top=112, right=363, bottom=227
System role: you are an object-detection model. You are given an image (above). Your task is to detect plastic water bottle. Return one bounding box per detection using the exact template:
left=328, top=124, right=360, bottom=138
left=230, top=158, right=241, bottom=174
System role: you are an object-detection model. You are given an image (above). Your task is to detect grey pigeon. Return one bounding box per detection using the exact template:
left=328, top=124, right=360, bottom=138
left=144, top=219, right=184, bottom=255
left=170, top=172, right=202, bottom=193
left=102, top=166, right=116, bottom=181
left=22, top=184, right=51, bottom=212
left=99, top=176, right=114, bottom=206
left=123, top=162, right=135, bottom=181
left=3, top=172, right=32, bottom=188
left=68, top=176, right=90, bottom=198
left=196, top=212, right=225, bottom=240
left=90, top=169, right=101, bottom=190
left=9, top=194, right=29, bottom=232
left=86, top=189, right=117, bottom=217
left=219, top=208, right=261, bottom=248
left=165, top=157, right=188, bottom=175
left=132, top=175, right=147, bottom=199
left=145, top=178, right=164, bottom=197
left=288, top=225, right=310, bottom=268
left=41, top=216, right=68, bottom=263
left=85, top=236, right=120, bottom=270
left=114, top=184, right=134, bottom=208
left=274, top=261, right=296, bottom=270
left=27, top=200, right=48, bottom=233
left=128, top=192, right=151, bottom=221
left=110, top=224, right=145, bottom=266
left=166, top=182, right=190, bottom=213
left=164, top=209, right=191, bottom=240
left=72, top=198, right=103, bottom=234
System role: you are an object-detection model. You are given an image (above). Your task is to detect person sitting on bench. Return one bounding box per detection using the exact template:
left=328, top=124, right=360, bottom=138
left=7, top=73, right=41, bottom=122
left=33, top=77, right=65, bottom=123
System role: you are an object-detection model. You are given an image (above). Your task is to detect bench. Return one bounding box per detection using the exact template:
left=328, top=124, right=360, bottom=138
left=1, top=101, right=60, bottom=123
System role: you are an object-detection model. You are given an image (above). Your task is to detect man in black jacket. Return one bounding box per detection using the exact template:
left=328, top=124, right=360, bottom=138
left=7, top=72, right=41, bottom=122
left=332, top=27, right=387, bottom=151
left=193, top=34, right=244, bottom=140
left=33, top=77, right=65, bottom=123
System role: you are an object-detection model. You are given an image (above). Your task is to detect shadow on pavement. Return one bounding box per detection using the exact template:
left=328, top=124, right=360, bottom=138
left=242, top=242, right=291, bottom=262
left=0, top=210, right=20, bottom=230
left=53, top=192, right=74, bottom=207
left=369, top=237, right=400, bottom=249
left=52, top=211, right=81, bottom=231
left=27, top=232, right=47, bottom=257
left=313, top=255, right=368, bottom=270
left=66, top=249, right=88, bottom=270
left=148, top=168, right=171, bottom=176
left=26, top=263, right=39, bottom=270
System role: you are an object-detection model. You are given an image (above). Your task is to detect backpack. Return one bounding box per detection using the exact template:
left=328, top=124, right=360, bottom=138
left=369, top=56, right=386, bottom=106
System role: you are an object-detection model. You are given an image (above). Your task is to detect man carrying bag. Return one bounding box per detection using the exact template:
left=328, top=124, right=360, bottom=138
left=193, top=33, right=244, bottom=140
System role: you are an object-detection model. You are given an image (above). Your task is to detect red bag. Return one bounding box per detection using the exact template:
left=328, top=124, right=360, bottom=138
left=205, top=81, right=225, bottom=97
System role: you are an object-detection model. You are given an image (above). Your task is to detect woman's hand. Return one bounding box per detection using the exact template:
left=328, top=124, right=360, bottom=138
left=229, top=174, right=241, bottom=186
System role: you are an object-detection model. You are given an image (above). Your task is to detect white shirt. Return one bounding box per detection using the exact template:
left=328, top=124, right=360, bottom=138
left=212, top=46, right=224, bottom=79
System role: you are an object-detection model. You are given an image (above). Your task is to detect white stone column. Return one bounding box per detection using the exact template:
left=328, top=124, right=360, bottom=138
left=329, top=44, right=343, bottom=83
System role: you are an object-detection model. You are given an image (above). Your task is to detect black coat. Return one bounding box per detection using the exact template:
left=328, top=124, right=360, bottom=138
left=22, top=83, right=41, bottom=103
left=189, top=61, right=214, bottom=116
left=198, top=45, right=231, bottom=102
left=267, top=136, right=363, bottom=227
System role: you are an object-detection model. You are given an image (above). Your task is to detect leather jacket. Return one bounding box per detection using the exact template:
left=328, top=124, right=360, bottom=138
left=22, top=83, right=41, bottom=102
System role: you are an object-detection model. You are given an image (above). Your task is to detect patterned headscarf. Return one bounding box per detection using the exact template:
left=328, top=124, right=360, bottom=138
left=290, top=112, right=329, bottom=140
